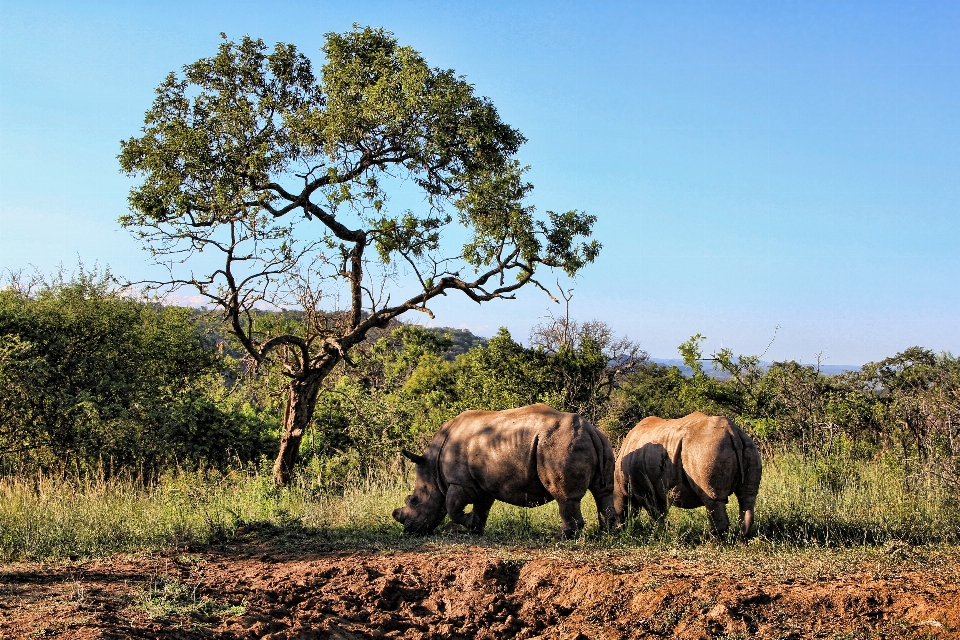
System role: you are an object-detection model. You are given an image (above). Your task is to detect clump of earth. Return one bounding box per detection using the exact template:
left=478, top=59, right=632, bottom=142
left=2, top=543, right=957, bottom=638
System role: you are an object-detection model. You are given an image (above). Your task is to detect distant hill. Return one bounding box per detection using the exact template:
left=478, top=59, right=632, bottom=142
left=423, top=327, right=488, bottom=360
left=649, top=358, right=860, bottom=378
left=183, top=306, right=487, bottom=361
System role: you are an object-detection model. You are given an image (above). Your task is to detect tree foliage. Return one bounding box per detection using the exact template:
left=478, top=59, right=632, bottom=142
left=119, top=26, right=600, bottom=484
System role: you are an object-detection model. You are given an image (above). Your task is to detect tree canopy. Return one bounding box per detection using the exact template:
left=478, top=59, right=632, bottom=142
left=119, top=26, right=600, bottom=483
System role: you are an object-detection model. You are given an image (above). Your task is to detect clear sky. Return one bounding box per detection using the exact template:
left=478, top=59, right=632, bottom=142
left=1, top=1, right=957, bottom=365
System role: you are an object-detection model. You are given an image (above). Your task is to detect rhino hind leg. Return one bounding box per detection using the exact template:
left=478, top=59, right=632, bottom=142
left=556, top=498, right=586, bottom=539
left=736, top=493, right=757, bottom=541
left=592, top=491, right=616, bottom=532
left=703, top=498, right=731, bottom=540
left=589, top=472, right=616, bottom=531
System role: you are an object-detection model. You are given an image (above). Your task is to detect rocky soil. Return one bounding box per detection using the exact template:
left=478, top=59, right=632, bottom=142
left=1, top=543, right=958, bottom=639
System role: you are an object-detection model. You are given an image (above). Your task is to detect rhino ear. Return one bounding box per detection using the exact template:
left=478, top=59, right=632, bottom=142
left=402, top=449, right=427, bottom=465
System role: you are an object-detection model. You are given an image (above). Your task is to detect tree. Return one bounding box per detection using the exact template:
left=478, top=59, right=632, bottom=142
left=528, top=289, right=646, bottom=420
left=119, top=27, right=600, bottom=484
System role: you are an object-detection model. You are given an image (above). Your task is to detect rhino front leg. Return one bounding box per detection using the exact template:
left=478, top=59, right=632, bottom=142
left=634, top=473, right=668, bottom=523
left=615, top=476, right=657, bottom=525
left=613, top=485, right=628, bottom=523
left=557, top=498, right=586, bottom=539
left=445, top=485, right=487, bottom=534
left=470, top=495, right=496, bottom=534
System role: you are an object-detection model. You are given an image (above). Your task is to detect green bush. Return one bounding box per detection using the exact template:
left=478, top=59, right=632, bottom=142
left=0, top=269, right=274, bottom=472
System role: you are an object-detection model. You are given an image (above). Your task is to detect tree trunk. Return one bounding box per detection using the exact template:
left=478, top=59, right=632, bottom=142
left=273, top=378, right=322, bottom=486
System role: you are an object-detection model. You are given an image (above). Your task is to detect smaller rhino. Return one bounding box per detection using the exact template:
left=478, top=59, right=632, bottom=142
left=614, top=412, right=762, bottom=540
left=393, top=404, right=616, bottom=538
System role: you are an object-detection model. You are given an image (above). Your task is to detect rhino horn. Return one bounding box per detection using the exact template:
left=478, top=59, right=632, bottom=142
left=402, top=449, right=427, bottom=465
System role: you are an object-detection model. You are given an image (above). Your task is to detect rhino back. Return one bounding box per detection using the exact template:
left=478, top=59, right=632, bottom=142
left=535, top=412, right=608, bottom=501
left=617, top=413, right=749, bottom=500
left=438, top=404, right=606, bottom=507
left=439, top=405, right=556, bottom=506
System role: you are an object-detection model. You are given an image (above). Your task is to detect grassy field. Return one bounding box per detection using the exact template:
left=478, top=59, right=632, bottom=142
left=0, top=453, right=957, bottom=562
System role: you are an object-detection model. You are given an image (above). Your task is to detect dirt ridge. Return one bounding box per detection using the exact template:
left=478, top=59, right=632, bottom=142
left=2, top=547, right=958, bottom=639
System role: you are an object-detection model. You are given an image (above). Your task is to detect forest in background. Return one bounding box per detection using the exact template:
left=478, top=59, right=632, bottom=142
left=2, top=268, right=957, bottom=491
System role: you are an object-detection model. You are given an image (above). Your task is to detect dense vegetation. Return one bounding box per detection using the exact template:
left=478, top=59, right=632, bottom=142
left=3, top=271, right=959, bottom=482
left=0, top=270, right=274, bottom=473
left=1, top=271, right=958, bottom=558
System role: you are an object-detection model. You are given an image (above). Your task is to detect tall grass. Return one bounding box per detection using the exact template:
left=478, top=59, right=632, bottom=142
left=0, top=453, right=956, bottom=562
left=757, top=452, right=960, bottom=545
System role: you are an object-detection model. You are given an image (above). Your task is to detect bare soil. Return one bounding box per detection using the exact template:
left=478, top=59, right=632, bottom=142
left=1, top=542, right=957, bottom=639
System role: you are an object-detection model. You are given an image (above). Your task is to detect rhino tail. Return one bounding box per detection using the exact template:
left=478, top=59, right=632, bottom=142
left=584, top=416, right=613, bottom=490
left=732, top=428, right=746, bottom=488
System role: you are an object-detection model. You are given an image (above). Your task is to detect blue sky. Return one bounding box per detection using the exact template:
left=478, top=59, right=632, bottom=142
left=1, top=1, right=957, bottom=365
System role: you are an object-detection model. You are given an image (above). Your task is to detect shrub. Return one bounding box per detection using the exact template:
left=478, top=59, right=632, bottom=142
left=0, top=268, right=274, bottom=472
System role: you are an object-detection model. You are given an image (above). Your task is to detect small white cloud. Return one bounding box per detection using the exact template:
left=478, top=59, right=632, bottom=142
left=164, top=292, right=212, bottom=308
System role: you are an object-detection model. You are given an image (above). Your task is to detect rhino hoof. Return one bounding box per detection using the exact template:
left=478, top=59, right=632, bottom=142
left=443, top=522, right=467, bottom=534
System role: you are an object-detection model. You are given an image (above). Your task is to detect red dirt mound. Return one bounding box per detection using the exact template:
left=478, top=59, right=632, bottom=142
left=1, top=546, right=957, bottom=639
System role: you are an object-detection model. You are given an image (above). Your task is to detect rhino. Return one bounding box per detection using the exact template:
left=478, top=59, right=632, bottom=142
left=393, top=404, right=616, bottom=538
left=614, top=412, right=762, bottom=540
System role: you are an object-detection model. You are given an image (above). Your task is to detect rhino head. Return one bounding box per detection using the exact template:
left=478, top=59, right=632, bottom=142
left=392, top=449, right=447, bottom=535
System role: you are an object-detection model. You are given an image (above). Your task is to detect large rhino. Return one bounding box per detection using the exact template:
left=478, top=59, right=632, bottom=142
left=614, top=412, right=762, bottom=540
left=393, top=404, right=616, bottom=538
